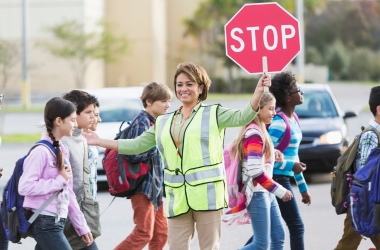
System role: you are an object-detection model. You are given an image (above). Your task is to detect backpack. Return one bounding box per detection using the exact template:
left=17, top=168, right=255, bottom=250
left=330, top=127, right=380, bottom=215
left=102, top=115, right=154, bottom=198
left=274, top=109, right=300, bottom=152
left=1, top=140, right=62, bottom=243
left=224, top=123, right=263, bottom=208
left=348, top=146, right=380, bottom=237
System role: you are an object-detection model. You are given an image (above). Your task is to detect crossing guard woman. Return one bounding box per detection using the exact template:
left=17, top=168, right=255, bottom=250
left=84, top=62, right=271, bottom=250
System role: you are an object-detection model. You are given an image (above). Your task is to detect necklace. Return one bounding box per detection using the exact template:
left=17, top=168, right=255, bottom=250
left=172, top=107, right=192, bottom=156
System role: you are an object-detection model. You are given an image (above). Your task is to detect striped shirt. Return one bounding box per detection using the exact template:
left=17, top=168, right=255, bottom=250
left=355, top=120, right=380, bottom=171
left=242, top=127, right=287, bottom=202
left=268, top=115, right=308, bottom=193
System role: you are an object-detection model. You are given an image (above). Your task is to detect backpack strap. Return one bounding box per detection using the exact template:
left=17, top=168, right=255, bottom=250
left=361, top=127, right=380, bottom=146
left=22, top=140, right=63, bottom=223
left=275, top=109, right=300, bottom=153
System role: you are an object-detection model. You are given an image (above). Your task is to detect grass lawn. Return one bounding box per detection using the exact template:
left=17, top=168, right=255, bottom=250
left=3, top=106, right=44, bottom=113
left=1, top=133, right=41, bottom=143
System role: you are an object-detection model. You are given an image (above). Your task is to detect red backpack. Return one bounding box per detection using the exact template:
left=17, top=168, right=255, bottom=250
left=102, top=116, right=154, bottom=197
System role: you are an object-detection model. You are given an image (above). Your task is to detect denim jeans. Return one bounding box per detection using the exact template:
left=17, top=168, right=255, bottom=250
left=273, top=175, right=305, bottom=250
left=31, top=215, right=71, bottom=250
left=0, top=208, right=9, bottom=250
left=240, top=192, right=285, bottom=250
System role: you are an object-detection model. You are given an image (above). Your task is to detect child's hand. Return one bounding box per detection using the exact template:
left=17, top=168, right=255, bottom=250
left=59, top=165, right=72, bottom=181
left=301, top=191, right=312, bottom=205
left=281, top=190, right=293, bottom=202
left=274, top=150, right=284, bottom=162
left=293, top=162, right=306, bottom=174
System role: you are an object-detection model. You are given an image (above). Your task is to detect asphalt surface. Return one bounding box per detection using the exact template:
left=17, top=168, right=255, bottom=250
left=0, top=82, right=377, bottom=249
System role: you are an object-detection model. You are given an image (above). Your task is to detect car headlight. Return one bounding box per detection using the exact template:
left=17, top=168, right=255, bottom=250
left=319, top=131, right=342, bottom=145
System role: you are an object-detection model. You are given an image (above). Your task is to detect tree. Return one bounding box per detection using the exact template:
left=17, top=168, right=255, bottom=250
left=0, top=40, right=19, bottom=92
left=38, top=20, right=128, bottom=89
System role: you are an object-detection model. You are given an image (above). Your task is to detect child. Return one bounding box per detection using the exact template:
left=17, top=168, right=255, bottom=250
left=268, top=71, right=311, bottom=250
left=83, top=100, right=102, bottom=199
left=231, top=92, right=292, bottom=250
left=334, top=86, right=380, bottom=250
left=18, top=97, right=93, bottom=249
left=114, top=82, right=172, bottom=250
left=61, top=90, right=99, bottom=250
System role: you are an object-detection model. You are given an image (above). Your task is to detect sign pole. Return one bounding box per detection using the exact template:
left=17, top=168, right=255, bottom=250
left=262, top=56, right=268, bottom=92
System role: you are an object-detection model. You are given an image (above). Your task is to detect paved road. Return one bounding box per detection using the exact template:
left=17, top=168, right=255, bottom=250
left=0, top=82, right=377, bottom=249
left=0, top=147, right=375, bottom=250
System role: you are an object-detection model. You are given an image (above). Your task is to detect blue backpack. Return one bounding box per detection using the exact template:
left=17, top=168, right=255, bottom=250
left=1, top=140, right=62, bottom=243
left=348, top=146, right=380, bottom=237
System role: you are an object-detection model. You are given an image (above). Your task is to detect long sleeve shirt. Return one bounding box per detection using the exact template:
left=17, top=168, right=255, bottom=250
left=242, top=128, right=287, bottom=200
left=118, top=102, right=257, bottom=155
left=124, top=110, right=163, bottom=207
left=19, top=133, right=90, bottom=236
left=355, top=119, right=380, bottom=171
left=268, top=115, right=308, bottom=193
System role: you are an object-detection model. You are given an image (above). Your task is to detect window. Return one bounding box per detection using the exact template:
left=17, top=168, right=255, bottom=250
left=295, top=91, right=338, bottom=118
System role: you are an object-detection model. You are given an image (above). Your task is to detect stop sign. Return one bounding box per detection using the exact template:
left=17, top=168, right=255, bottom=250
left=225, top=3, right=301, bottom=74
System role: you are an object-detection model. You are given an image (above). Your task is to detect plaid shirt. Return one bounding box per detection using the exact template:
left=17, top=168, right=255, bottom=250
left=125, top=110, right=163, bottom=207
left=356, top=120, right=380, bottom=171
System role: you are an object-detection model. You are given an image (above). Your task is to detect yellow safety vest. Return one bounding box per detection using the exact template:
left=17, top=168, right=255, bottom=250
left=155, top=104, right=228, bottom=218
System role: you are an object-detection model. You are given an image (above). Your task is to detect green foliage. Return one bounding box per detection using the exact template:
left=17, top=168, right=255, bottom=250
left=0, top=40, right=19, bottom=92
left=38, top=20, right=128, bottom=88
left=305, top=46, right=323, bottom=65
left=306, top=1, right=380, bottom=51
left=347, top=47, right=375, bottom=81
left=325, top=40, right=350, bottom=80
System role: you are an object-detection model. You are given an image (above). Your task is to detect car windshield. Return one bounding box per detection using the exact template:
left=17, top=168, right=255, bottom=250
left=99, top=98, right=142, bottom=122
left=295, top=91, right=338, bottom=118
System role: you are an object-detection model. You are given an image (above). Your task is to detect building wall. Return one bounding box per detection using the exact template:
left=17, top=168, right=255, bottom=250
left=105, top=0, right=205, bottom=88
left=0, top=0, right=104, bottom=95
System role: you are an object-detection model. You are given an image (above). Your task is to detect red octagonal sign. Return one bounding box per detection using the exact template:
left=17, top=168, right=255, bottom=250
left=225, top=3, right=301, bottom=74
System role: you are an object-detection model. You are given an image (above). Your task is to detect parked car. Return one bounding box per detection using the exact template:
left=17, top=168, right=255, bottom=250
left=295, top=84, right=357, bottom=172
left=85, top=87, right=144, bottom=182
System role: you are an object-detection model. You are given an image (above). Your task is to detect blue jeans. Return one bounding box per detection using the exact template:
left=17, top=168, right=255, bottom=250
left=240, top=192, right=285, bottom=250
left=273, top=175, right=305, bottom=250
left=31, top=215, right=71, bottom=250
left=0, top=208, right=9, bottom=250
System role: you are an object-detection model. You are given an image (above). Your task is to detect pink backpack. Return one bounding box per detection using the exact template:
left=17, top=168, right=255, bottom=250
left=224, top=123, right=263, bottom=208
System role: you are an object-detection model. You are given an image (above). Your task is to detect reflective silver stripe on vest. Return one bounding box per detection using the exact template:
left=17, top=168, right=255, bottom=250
left=185, top=167, right=222, bottom=183
left=168, top=189, right=175, bottom=217
left=164, top=172, right=185, bottom=184
left=207, top=183, right=217, bottom=210
left=157, top=114, right=171, bottom=169
left=200, top=106, right=212, bottom=165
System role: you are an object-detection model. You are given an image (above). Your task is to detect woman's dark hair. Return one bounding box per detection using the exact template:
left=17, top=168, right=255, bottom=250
left=44, top=97, right=76, bottom=171
left=174, top=62, right=211, bottom=102
left=269, top=71, right=297, bottom=107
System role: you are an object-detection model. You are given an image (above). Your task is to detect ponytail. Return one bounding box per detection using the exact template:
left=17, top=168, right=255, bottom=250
left=46, top=121, right=65, bottom=171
